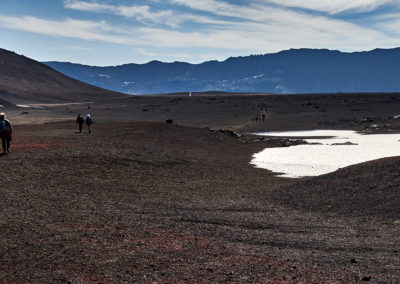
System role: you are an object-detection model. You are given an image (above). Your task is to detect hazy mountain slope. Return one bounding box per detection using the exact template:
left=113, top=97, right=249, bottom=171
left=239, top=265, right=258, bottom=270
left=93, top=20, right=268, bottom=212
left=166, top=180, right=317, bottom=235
left=44, top=48, right=400, bottom=94
left=0, top=48, right=126, bottom=104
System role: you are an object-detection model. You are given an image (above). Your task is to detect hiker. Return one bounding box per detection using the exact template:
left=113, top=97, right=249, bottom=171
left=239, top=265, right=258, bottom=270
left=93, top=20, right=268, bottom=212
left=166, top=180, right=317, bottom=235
left=85, top=114, right=93, bottom=134
left=76, top=114, right=84, bottom=133
left=0, top=113, right=12, bottom=154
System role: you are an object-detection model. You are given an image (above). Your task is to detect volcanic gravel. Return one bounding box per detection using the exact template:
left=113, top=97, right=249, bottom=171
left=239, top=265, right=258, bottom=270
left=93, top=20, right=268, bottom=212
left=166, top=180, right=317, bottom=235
left=0, top=121, right=399, bottom=283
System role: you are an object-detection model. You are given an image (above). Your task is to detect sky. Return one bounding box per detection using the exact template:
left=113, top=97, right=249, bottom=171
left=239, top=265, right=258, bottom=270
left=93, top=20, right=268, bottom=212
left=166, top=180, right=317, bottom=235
left=1, top=0, right=400, bottom=66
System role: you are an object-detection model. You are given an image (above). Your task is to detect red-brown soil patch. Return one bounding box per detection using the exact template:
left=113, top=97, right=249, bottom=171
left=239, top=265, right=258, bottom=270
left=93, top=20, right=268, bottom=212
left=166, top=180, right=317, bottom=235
left=13, top=143, right=66, bottom=149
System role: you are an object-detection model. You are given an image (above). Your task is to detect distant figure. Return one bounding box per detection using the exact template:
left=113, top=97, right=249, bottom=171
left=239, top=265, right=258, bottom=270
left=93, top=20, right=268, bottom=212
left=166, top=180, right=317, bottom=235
left=0, top=113, right=12, bottom=154
left=85, top=114, right=93, bottom=134
left=76, top=114, right=84, bottom=133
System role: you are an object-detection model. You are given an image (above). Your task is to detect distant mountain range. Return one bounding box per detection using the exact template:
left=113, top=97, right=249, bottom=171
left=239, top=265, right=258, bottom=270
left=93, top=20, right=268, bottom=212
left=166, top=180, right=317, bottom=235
left=0, top=48, right=124, bottom=104
left=44, top=48, right=400, bottom=95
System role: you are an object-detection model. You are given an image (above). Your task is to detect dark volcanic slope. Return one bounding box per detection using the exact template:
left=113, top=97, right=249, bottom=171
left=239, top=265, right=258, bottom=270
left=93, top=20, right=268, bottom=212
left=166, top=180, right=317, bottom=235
left=0, top=48, right=126, bottom=104
left=273, top=157, right=400, bottom=220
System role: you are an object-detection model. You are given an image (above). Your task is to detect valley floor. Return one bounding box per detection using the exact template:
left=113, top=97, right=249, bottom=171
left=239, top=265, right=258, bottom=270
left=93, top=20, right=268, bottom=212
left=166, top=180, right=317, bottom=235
left=0, top=121, right=399, bottom=283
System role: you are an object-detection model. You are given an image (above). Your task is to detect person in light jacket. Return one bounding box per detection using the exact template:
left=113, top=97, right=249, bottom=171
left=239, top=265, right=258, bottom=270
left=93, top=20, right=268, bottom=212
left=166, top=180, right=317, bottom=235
left=85, top=114, right=93, bottom=134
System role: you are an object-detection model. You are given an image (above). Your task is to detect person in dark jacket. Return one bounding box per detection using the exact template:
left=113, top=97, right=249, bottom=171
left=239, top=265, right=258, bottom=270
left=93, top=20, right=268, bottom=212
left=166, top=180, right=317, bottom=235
left=76, top=114, right=84, bottom=133
left=0, top=113, right=12, bottom=154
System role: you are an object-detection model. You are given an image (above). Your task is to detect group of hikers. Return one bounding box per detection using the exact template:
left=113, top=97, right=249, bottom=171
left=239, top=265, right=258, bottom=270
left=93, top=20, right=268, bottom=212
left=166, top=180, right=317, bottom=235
left=76, top=114, right=93, bottom=134
left=0, top=112, right=94, bottom=155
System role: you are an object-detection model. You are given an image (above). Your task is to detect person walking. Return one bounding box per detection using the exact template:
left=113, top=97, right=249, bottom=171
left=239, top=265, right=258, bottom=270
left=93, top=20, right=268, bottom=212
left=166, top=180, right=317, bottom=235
left=85, top=114, right=93, bottom=134
left=76, top=114, right=84, bottom=133
left=0, top=113, right=12, bottom=154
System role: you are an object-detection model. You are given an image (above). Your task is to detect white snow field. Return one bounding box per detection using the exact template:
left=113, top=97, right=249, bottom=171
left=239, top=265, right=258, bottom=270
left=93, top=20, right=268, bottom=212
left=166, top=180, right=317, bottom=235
left=251, top=130, right=400, bottom=178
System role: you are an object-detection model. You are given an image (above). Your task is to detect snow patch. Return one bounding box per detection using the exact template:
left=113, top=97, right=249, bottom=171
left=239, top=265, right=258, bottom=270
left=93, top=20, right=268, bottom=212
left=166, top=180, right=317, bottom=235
left=16, top=104, right=44, bottom=109
left=251, top=130, right=400, bottom=178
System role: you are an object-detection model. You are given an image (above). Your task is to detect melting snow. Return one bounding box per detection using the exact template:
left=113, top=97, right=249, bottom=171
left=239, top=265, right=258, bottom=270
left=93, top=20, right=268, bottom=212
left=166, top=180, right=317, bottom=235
left=251, top=130, right=400, bottom=178
left=16, top=104, right=44, bottom=109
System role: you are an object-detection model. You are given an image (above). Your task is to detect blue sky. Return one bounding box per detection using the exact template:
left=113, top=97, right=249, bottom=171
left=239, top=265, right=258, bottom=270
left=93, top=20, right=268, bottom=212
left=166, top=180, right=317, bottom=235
left=1, top=0, right=400, bottom=66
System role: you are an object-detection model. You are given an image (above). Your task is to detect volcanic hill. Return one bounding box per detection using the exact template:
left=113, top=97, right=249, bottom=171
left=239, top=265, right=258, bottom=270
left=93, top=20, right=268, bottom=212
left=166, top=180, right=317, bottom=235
left=0, top=48, right=126, bottom=104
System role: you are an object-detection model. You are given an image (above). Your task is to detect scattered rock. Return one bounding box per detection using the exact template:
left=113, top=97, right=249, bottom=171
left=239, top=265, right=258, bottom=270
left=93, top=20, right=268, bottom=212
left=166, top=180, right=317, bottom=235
left=254, top=137, right=272, bottom=142
left=280, top=138, right=309, bottom=147
left=359, top=117, right=373, bottom=123
left=253, top=137, right=320, bottom=147
left=362, top=124, right=389, bottom=132
left=331, top=141, right=358, bottom=146
left=210, top=129, right=243, bottom=138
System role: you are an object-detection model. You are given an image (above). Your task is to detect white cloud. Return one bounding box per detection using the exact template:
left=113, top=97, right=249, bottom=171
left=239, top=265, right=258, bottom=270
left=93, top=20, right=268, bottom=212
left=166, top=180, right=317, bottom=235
left=169, top=0, right=233, bottom=14
left=263, top=0, right=394, bottom=14
left=136, top=14, right=397, bottom=53
left=171, top=0, right=394, bottom=17
left=131, top=0, right=398, bottom=52
left=169, top=0, right=271, bottom=21
left=2, top=0, right=400, bottom=64
left=64, top=0, right=173, bottom=25
left=64, top=0, right=232, bottom=28
left=136, top=48, right=195, bottom=61
left=0, top=15, right=143, bottom=45
left=374, top=12, right=400, bottom=36
left=48, top=46, right=94, bottom=52
left=1, top=8, right=398, bottom=56
left=63, top=0, right=112, bottom=13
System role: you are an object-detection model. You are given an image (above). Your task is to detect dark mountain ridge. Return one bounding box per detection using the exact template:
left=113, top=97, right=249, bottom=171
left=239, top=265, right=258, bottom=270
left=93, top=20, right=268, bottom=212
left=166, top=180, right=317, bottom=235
left=44, top=47, right=400, bottom=95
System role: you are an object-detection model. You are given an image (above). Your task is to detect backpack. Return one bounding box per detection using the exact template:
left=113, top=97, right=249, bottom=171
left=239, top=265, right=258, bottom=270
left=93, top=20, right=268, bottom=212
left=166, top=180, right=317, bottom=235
left=0, top=120, right=6, bottom=131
